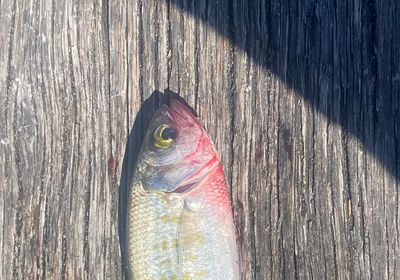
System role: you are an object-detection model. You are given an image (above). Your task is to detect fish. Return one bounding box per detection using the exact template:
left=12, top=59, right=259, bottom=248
left=126, top=99, right=240, bottom=280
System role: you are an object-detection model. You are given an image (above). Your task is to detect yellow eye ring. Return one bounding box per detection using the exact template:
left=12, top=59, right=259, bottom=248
left=153, top=125, right=177, bottom=148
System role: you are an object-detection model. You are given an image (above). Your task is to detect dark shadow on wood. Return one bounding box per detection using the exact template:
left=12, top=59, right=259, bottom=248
left=168, top=0, right=399, bottom=181
left=118, top=89, right=192, bottom=277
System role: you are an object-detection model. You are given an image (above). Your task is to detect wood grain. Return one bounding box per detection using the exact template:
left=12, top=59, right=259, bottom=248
left=1, top=0, right=399, bottom=279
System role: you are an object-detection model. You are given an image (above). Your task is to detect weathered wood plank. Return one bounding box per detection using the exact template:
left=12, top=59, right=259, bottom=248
left=1, top=0, right=123, bottom=278
left=1, top=0, right=399, bottom=279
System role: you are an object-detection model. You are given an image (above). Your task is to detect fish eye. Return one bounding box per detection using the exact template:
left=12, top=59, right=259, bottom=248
left=153, top=125, right=177, bottom=148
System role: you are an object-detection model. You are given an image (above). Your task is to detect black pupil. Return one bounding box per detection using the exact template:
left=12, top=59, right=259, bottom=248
left=161, top=127, right=177, bottom=140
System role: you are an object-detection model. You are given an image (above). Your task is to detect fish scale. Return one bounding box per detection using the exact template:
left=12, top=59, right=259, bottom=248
left=128, top=183, right=184, bottom=279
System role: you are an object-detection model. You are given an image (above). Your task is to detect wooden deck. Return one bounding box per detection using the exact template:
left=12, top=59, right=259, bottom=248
left=1, top=0, right=399, bottom=279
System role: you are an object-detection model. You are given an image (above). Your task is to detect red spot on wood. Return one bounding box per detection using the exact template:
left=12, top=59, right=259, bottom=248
left=108, top=156, right=119, bottom=175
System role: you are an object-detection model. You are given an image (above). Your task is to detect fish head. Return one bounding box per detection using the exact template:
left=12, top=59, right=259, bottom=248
left=137, top=99, right=218, bottom=193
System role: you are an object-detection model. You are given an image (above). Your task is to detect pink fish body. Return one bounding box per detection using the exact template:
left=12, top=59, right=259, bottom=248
left=127, top=99, right=239, bottom=280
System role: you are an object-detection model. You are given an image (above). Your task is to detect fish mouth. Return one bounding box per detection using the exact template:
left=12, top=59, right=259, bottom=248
left=164, top=99, right=203, bottom=126
left=168, top=99, right=197, bottom=116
